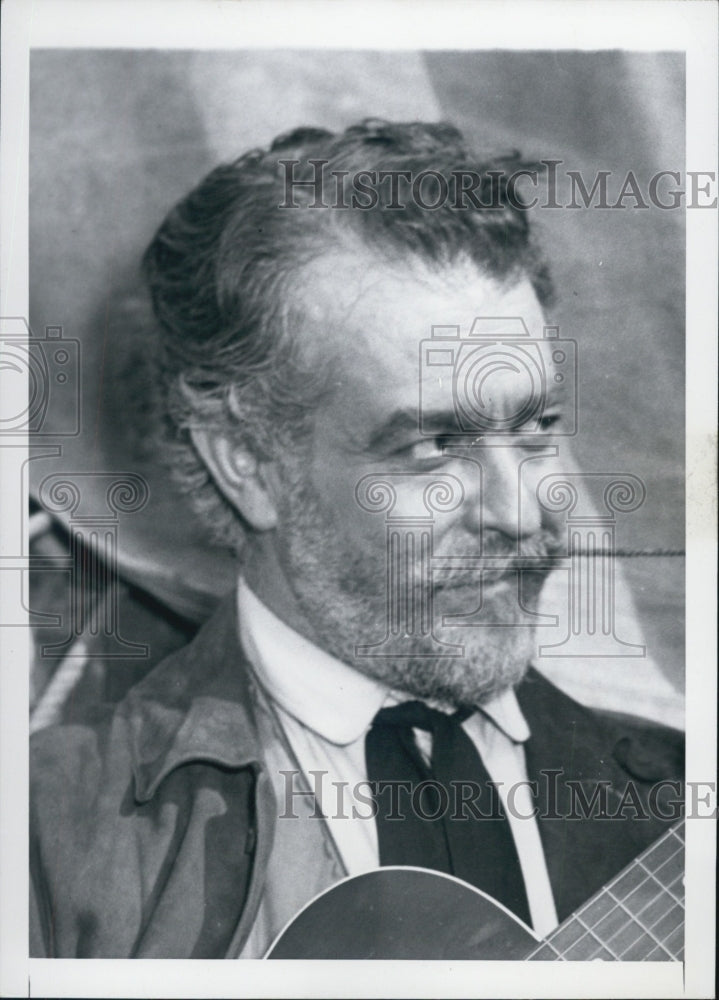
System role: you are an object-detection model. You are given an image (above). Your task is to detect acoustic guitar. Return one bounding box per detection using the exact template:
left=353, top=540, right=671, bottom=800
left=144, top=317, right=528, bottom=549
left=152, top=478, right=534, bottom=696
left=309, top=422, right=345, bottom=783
left=267, top=821, right=684, bottom=960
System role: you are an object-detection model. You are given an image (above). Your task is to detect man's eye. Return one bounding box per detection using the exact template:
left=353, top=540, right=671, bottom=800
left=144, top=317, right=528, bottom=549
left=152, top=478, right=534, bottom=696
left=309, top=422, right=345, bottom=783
left=536, top=413, right=562, bottom=433
left=405, top=436, right=452, bottom=463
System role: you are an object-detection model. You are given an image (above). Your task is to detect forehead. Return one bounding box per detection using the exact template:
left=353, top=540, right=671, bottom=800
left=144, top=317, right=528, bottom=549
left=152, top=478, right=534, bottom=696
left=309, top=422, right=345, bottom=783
left=296, top=250, right=548, bottom=440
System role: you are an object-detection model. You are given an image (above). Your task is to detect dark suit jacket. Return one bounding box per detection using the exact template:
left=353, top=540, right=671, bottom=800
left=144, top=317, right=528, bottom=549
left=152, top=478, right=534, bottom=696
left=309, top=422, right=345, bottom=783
left=30, top=594, right=684, bottom=957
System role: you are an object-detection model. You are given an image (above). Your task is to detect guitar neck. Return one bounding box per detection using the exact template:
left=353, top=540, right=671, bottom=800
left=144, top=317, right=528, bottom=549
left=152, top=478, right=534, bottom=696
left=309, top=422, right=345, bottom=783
left=526, top=820, right=685, bottom=961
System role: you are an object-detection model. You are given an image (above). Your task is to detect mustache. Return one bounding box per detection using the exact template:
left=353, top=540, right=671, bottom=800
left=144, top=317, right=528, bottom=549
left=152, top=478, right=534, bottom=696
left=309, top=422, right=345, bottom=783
left=330, top=523, right=567, bottom=597
left=480, top=528, right=563, bottom=560
left=434, top=528, right=562, bottom=564
left=414, top=529, right=565, bottom=591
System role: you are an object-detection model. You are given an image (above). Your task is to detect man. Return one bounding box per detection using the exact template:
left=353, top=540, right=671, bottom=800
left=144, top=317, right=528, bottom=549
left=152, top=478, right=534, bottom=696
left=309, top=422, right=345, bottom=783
left=30, top=120, right=683, bottom=959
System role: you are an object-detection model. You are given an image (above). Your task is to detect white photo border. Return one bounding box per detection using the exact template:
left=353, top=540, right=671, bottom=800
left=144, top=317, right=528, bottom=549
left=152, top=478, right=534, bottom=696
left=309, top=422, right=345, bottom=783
left=1, top=1, right=716, bottom=997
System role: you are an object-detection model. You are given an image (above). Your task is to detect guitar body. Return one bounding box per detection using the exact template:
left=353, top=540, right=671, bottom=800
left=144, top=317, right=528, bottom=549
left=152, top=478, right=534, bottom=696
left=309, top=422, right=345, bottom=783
left=268, top=822, right=684, bottom=960
left=267, top=867, right=538, bottom=960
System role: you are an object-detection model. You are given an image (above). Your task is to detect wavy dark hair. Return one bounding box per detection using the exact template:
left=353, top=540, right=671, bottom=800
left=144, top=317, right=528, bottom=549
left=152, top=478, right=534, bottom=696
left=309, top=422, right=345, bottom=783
left=143, top=119, right=553, bottom=551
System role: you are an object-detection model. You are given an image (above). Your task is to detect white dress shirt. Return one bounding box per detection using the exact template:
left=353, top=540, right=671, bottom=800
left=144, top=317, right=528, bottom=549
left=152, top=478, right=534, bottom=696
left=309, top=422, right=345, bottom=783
left=238, top=579, right=559, bottom=936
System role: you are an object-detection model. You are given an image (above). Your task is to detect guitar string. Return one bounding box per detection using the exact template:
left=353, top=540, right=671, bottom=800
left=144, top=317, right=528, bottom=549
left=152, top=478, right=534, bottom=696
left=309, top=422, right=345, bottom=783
left=528, top=835, right=685, bottom=961
left=530, top=838, right=683, bottom=957
left=605, top=887, right=680, bottom=959
left=548, top=876, right=681, bottom=964
left=570, top=832, right=685, bottom=918
left=558, top=851, right=685, bottom=961
left=570, top=882, right=682, bottom=963
left=571, top=914, right=626, bottom=961
left=561, top=871, right=684, bottom=961
left=543, top=872, right=683, bottom=963
left=575, top=915, right=649, bottom=962
left=636, top=857, right=685, bottom=909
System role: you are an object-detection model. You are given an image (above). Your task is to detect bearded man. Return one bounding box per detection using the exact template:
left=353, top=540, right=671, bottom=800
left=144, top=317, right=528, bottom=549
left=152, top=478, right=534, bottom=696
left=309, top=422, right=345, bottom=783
left=30, top=120, right=683, bottom=959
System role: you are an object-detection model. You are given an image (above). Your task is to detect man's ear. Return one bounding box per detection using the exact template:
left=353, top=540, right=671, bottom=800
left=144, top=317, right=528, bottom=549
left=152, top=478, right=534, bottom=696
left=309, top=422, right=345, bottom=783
left=190, top=428, right=279, bottom=531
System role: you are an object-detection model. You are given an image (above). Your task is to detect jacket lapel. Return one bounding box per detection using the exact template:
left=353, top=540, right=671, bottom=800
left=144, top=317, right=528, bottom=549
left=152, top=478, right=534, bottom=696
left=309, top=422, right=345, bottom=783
left=517, top=668, right=679, bottom=921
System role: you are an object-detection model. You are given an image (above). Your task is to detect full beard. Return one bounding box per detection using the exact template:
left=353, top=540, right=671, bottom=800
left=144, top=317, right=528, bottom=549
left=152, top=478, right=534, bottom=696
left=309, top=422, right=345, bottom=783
left=274, top=467, right=558, bottom=708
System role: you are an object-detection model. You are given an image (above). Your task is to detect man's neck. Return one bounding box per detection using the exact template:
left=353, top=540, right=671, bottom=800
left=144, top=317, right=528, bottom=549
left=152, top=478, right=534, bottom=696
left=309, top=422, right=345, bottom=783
left=240, top=535, right=325, bottom=647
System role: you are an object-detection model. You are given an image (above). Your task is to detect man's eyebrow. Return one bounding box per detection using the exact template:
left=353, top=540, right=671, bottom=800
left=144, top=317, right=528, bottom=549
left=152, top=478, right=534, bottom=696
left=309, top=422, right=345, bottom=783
left=366, top=408, right=456, bottom=452
left=366, top=388, right=568, bottom=451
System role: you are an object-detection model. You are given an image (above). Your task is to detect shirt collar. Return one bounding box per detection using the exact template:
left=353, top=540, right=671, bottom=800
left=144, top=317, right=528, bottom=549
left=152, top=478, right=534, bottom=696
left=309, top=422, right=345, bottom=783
left=237, top=578, right=531, bottom=747
left=476, top=685, right=531, bottom=743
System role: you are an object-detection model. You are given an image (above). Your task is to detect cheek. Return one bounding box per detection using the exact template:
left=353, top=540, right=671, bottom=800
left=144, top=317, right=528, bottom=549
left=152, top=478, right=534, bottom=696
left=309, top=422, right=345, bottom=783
left=531, top=446, right=580, bottom=535
left=421, top=509, right=467, bottom=551
left=302, top=453, right=385, bottom=550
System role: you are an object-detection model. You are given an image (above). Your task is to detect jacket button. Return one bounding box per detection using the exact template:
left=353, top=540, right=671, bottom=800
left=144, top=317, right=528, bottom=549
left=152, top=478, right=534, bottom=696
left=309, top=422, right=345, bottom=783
left=613, top=733, right=684, bottom=781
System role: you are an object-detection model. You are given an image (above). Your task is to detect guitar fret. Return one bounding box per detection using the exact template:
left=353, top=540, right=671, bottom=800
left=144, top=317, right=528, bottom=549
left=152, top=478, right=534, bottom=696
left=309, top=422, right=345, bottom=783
left=544, top=916, right=586, bottom=952
left=636, top=887, right=680, bottom=931
left=529, top=823, right=685, bottom=963
left=597, top=822, right=685, bottom=898
left=612, top=841, right=682, bottom=901
left=622, top=870, right=683, bottom=928
left=606, top=889, right=677, bottom=959
left=622, top=872, right=669, bottom=916
left=593, top=945, right=624, bottom=961
left=561, top=865, right=682, bottom=960
left=652, top=849, right=684, bottom=891
left=642, top=886, right=684, bottom=931
left=664, top=926, right=684, bottom=958
left=621, top=930, right=667, bottom=961
left=526, top=939, right=565, bottom=961
left=562, top=935, right=602, bottom=960
left=636, top=859, right=684, bottom=908
left=617, top=926, right=666, bottom=960
left=649, top=904, right=683, bottom=943
left=640, top=834, right=683, bottom=870
left=646, top=942, right=675, bottom=961
left=608, top=912, right=648, bottom=955
left=665, top=873, right=684, bottom=901
left=592, top=895, right=637, bottom=942
left=577, top=889, right=616, bottom=926
left=612, top=863, right=647, bottom=900
left=564, top=916, right=622, bottom=961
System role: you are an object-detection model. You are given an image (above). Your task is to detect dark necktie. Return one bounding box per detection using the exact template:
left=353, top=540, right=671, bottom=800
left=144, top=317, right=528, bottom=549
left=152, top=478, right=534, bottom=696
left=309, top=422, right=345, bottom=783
left=365, top=700, right=531, bottom=926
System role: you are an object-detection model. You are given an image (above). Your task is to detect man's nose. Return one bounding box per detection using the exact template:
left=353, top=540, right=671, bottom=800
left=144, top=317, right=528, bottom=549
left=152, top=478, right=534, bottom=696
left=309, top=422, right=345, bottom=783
left=461, top=446, right=543, bottom=542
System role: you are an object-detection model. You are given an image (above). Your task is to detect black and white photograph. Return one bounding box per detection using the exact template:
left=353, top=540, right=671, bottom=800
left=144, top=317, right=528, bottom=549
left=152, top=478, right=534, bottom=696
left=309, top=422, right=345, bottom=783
left=0, top=1, right=716, bottom=997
